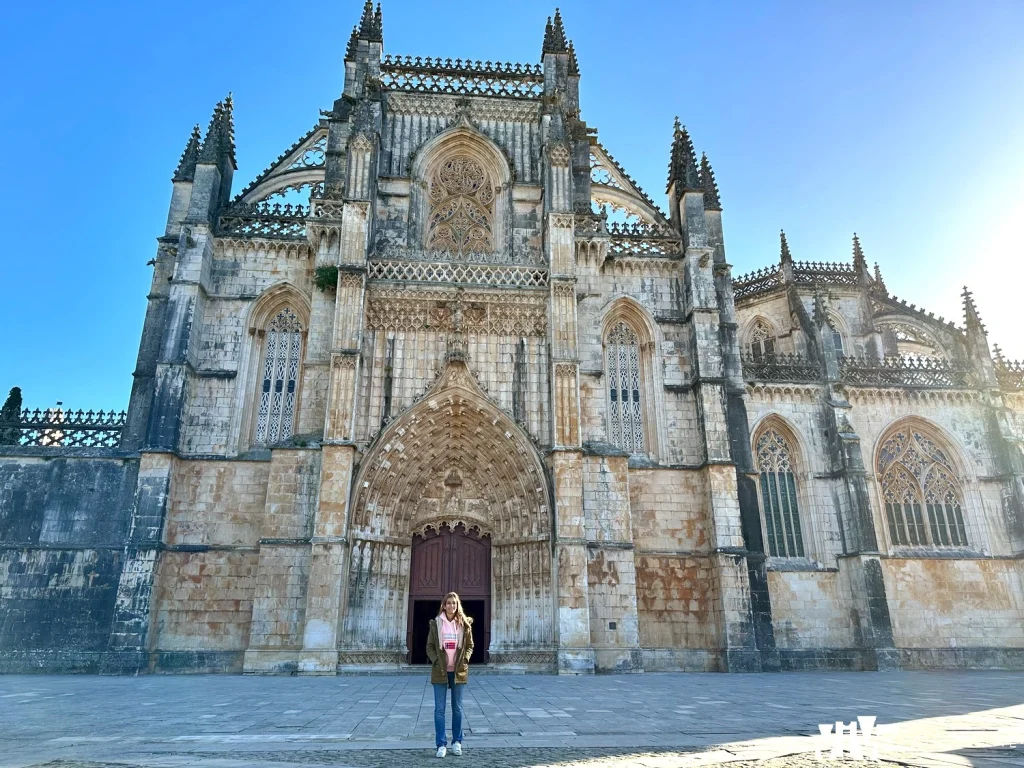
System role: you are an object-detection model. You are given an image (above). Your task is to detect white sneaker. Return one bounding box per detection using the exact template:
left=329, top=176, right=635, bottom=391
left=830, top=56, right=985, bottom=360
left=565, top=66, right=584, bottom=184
left=451, top=742, right=462, bottom=756
left=436, top=746, right=447, bottom=758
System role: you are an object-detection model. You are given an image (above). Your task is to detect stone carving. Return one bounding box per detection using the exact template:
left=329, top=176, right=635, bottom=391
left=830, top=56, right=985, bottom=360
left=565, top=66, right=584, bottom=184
left=366, top=287, right=547, bottom=335
left=426, top=156, right=495, bottom=254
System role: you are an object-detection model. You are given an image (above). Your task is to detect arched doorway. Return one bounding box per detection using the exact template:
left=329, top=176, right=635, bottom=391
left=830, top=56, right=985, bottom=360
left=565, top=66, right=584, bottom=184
left=408, top=523, right=491, bottom=664
left=339, top=360, right=555, bottom=667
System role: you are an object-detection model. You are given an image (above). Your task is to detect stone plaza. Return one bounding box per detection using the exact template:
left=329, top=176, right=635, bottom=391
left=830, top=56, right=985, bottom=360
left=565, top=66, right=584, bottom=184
left=2, top=671, right=1022, bottom=768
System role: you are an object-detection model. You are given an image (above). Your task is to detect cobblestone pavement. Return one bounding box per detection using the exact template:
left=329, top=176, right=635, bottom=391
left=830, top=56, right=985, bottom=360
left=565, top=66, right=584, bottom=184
left=1, top=672, right=1021, bottom=768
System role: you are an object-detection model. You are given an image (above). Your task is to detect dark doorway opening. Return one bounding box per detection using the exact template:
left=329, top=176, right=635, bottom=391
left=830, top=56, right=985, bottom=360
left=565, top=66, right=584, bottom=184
left=407, top=523, right=491, bottom=664
left=410, top=599, right=437, bottom=665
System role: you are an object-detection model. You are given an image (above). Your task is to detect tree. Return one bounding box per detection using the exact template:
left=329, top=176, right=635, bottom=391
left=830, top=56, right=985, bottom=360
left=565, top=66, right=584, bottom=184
left=0, top=386, right=23, bottom=445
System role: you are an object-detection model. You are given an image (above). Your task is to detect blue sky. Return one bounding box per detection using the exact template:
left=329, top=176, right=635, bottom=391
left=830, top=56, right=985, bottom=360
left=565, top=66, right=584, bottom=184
left=1, top=1, right=1022, bottom=410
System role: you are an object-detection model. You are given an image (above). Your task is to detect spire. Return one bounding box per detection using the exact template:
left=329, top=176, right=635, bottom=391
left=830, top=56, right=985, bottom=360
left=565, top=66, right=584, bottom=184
left=172, top=124, right=202, bottom=182
left=780, top=230, right=793, bottom=266
left=567, top=40, right=580, bottom=75
left=962, top=286, right=987, bottom=336
left=374, top=3, right=383, bottom=40
left=666, top=118, right=700, bottom=194
left=873, top=262, right=887, bottom=293
left=852, top=233, right=866, bottom=271
left=543, top=8, right=568, bottom=54
left=355, top=0, right=382, bottom=42
left=699, top=152, right=721, bottom=210
left=345, top=25, right=359, bottom=60
left=198, top=94, right=237, bottom=170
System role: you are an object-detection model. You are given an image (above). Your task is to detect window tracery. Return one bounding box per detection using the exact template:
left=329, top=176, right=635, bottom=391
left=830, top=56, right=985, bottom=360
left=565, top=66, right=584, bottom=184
left=755, top=428, right=805, bottom=557
left=748, top=319, right=776, bottom=361
left=878, top=428, right=968, bottom=547
left=425, top=155, right=495, bottom=254
left=255, top=307, right=304, bottom=445
left=605, top=320, right=645, bottom=453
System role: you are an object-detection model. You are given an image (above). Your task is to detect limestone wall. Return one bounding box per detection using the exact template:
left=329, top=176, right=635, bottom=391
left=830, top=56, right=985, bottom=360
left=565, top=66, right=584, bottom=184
left=882, top=557, right=1024, bottom=649
left=0, top=453, right=138, bottom=672
left=767, top=570, right=856, bottom=650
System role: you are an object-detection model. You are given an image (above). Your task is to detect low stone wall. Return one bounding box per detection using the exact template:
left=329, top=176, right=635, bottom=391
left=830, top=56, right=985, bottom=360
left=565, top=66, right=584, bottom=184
left=0, top=450, right=139, bottom=672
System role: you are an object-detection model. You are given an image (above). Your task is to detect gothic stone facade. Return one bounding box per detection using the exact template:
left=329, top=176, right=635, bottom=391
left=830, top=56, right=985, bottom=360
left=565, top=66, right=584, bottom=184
left=2, top=6, right=1024, bottom=674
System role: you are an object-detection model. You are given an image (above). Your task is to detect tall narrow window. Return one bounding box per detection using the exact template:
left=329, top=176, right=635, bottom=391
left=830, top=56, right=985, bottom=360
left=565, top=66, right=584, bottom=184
left=755, top=428, right=805, bottom=557
left=748, top=320, right=776, bottom=361
left=256, top=307, right=304, bottom=445
left=878, top=428, right=968, bottom=547
left=426, top=155, right=495, bottom=254
left=832, top=329, right=845, bottom=357
left=606, top=321, right=645, bottom=453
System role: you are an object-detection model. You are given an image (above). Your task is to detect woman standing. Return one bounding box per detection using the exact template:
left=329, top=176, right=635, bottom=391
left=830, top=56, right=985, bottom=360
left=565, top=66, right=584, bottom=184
left=426, top=591, right=474, bottom=758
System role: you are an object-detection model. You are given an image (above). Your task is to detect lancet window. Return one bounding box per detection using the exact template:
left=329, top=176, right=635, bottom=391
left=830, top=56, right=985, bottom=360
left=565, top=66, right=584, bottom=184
left=878, top=427, right=968, bottom=547
left=748, top=319, right=776, bottom=361
left=255, top=307, right=304, bottom=445
left=755, top=427, right=805, bottom=557
left=606, top=320, right=645, bottom=453
left=425, top=155, right=495, bottom=254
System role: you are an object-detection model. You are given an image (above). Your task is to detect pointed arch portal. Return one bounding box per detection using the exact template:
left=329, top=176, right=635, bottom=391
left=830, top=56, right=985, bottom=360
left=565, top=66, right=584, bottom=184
left=341, top=361, right=555, bottom=664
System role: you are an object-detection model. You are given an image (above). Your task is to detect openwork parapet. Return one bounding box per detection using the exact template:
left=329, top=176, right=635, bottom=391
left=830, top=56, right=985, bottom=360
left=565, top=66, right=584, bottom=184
left=793, top=261, right=859, bottom=286
left=218, top=202, right=309, bottom=239
left=380, top=55, right=544, bottom=99
left=741, top=353, right=822, bottom=384
left=733, top=266, right=783, bottom=300
left=0, top=408, right=126, bottom=448
left=839, top=356, right=972, bottom=388
left=995, top=359, right=1024, bottom=390
left=368, top=259, right=548, bottom=288
left=607, top=221, right=681, bottom=257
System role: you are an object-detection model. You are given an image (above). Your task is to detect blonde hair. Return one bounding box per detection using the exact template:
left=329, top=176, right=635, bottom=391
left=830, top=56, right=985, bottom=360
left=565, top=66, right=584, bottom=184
left=439, top=592, right=473, bottom=627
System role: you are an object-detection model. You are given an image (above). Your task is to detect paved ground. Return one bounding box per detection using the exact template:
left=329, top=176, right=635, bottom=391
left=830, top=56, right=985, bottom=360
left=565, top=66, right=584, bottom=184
left=1, top=672, right=1021, bottom=768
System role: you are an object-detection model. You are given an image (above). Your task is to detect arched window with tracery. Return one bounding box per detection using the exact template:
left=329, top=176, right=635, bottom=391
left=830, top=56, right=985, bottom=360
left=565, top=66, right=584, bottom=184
left=255, top=307, right=304, bottom=445
left=878, top=427, right=968, bottom=547
left=426, top=156, right=495, bottom=254
left=606, top=320, right=645, bottom=454
left=755, top=427, right=805, bottom=557
left=748, top=319, right=776, bottom=361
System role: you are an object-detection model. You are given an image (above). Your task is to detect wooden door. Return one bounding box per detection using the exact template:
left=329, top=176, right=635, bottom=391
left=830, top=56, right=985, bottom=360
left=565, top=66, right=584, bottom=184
left=407, top=524, right=490, bottom=664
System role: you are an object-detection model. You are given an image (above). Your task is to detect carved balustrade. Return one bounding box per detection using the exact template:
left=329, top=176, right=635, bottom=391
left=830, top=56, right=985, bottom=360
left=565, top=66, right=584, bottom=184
left=0, top=408, right=126, bottom=448
left=741, top=353, right=822, bottom=384
left=733, top=266, right=783, bottom=300
left=607, top=221, right=681, bottom=257
left=218, top=201, right=309, bottom=239
left=839, top=356, right=973, bottom=388
left=995, top=359, right=1024, bottom=390
left=380, top=55, right=544, bottom=99
left=792, top=260, right=860, bottom=286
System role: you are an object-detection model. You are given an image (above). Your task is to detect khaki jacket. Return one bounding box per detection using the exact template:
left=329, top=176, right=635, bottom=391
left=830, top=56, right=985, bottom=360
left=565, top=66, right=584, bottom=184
left=426, top=614, right=474, bottom=684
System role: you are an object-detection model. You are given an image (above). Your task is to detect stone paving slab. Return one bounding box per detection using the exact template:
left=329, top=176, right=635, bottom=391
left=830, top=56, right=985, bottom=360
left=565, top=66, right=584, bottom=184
left=0, top=672, right=1021, bottom=768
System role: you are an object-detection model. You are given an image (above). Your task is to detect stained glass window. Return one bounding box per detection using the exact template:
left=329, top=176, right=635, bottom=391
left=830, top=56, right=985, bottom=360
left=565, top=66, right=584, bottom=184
left=606, top=321, right=645, bottom=454
left=878, top=429, right=968, bottom=547
left=755, top=428, right=805, bottom=557
left=256, top=307, right=303, bottom=445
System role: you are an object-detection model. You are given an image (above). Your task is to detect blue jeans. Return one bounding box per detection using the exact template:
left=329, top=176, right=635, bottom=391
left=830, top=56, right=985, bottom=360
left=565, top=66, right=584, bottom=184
left=433, top=671, right=464, bottom=748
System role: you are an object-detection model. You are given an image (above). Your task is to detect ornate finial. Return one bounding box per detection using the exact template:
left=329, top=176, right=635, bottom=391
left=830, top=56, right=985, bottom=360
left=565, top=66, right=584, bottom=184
left=345, top=25, right=359, bottom=60
left=962, top=286, right=987, bottom=335
left=699, top=152, right=721, bottom=210
left=356, top=0, right=382, bottom=42
left=993, top=343, right=1005, bottom=363
left=852, top=232, right=866, bottom=270
left=199, top=94, right=237, bottom=169
left=667, top=120, right=700, bottom=194
left=543, top=9, right=568, bottom=53
left=873, top=262, right=887, bottom=293
left=172, top=124, right=202, bottom=182
left=780, top=230, right=793, bottom=266
left=567, top=40, right=580, bottom=75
